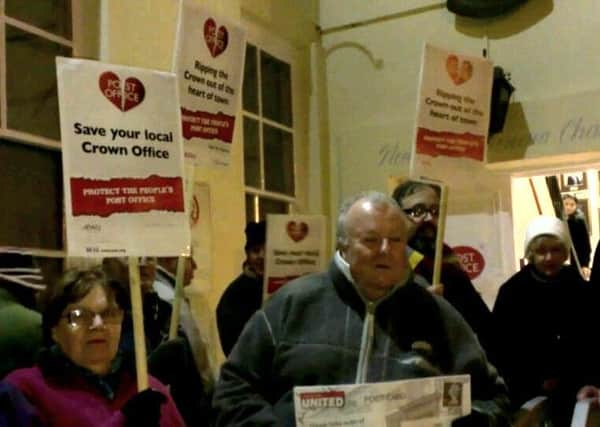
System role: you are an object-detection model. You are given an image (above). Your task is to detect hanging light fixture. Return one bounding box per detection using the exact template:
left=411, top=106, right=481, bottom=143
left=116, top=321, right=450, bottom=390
left=446, top=0, right=528, bottom=18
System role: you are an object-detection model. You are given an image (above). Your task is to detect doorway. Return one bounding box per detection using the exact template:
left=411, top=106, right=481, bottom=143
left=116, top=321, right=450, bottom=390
left=511, top=168, right=599, bottom=277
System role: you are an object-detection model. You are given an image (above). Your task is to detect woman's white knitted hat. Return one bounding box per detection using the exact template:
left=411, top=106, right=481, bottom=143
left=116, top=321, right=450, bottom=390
left=523, top=216, right=570, bottom=256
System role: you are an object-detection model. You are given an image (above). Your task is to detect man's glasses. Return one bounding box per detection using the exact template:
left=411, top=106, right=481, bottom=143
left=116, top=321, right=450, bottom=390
left=403, top=204, right=440, bottom=220
left=62, top=307, right=124, bottom=328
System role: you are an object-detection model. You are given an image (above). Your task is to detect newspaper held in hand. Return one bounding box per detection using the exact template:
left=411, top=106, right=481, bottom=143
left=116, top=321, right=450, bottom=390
left=294, top=375, right=470, bottom=427
left=571, top=398, right=600, bottom=427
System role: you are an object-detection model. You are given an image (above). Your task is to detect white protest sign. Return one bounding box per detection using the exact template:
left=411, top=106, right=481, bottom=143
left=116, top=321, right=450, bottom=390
left=264, top=214, right=327, bottom=300
left=56, top=57, right=190, bottom=257
left=173, top=0, right=246, bottom=167
left=294, top=375, right=471, bottom=427
left=411, top=44, right=493, bottom=187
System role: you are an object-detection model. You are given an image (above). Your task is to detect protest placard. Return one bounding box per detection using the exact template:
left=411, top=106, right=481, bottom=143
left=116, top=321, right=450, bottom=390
left=57, top=57, right=190, bottom=257
left=173, top=0, right=246, bottom=167
left=411, top=44, right=493, bottom=187
left=263, top=214, right=327, bottom=300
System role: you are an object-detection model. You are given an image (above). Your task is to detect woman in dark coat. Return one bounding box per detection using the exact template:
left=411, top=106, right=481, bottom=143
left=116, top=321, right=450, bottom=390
left=493, top=216, right=599, bottom=425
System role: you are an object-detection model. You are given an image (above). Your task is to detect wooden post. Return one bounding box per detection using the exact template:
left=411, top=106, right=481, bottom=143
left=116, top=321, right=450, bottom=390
left=168, top=256, right=186, bottom=339
left=432, top=185, right=448, bottom=287
left=128, top=257, right=148, bottom=390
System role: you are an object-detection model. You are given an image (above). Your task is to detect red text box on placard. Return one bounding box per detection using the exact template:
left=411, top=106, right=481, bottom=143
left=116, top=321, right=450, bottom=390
left=70, top=175, right=184, bottom=217
left=181, top=108, right=235, bottom=142
left=416, top=127, right=485, bottom=161
left=266, top=275, right=301, bottom=294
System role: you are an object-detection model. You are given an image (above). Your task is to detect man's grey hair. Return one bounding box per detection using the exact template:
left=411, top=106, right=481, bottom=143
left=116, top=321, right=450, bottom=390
left=336, top=191, right=401, bottom=248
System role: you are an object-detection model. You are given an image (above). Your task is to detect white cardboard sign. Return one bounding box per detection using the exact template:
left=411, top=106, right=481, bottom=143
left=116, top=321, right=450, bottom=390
left=263, top=214, right=327, bottom=300
left=173, top=0, right=246, bottom=167
left=57, top=57, right=190, bottom=257
left=411, top=43, right=493, bottom=186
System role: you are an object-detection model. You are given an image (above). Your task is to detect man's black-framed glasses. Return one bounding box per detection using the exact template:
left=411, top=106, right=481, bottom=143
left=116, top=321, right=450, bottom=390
left=403, top=204, right=440, bottom=220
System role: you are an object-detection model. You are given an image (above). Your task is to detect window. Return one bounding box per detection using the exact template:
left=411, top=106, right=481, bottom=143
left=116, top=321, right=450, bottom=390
left=0, top=1, right=75, bottom=251
left=0, top=139, right=63, bottom=249
left=242, top=41, right=296, bottom=223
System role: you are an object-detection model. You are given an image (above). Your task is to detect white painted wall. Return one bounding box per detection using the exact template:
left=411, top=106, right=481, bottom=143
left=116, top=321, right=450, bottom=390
left=101, top=0, right=317, bottom=364
left=319, top=1, right=600, bottom=304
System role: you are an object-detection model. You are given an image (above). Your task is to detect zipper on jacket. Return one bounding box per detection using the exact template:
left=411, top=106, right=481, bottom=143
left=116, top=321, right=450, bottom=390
left=355, top=301, right=376, bottom=384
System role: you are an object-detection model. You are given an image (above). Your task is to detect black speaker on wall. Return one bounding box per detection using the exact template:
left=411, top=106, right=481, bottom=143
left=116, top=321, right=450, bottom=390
left=447, top=0, right=529, bottom=18
left=488, top=66, right=514, bottom=137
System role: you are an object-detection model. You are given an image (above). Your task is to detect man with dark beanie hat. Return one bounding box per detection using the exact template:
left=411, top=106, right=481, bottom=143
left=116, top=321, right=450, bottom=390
left=216, top=221, right=266, bottom=356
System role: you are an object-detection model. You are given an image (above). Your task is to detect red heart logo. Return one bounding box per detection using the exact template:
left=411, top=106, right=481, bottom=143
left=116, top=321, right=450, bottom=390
left=98, top=71, right=145, bottom=112
left=286, top=221, right=309, bottom=242
left=445, top=55, right=473, bottom=86
left=204, top=18, right=228, bottom=58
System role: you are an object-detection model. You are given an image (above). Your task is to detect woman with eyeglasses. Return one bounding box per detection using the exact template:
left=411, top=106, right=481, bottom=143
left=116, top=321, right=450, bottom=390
left=3, top=266, right=185, bottom=426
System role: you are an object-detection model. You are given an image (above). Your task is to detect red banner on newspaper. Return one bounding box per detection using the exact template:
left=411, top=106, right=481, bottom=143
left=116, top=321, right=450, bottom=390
left=299, top=390, right=345, bottom=409
left=181, top=108, right=235, bottom=142
left=415, top=127, right=485, bottom=161
left=71, top=175, right=184, bottom=217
